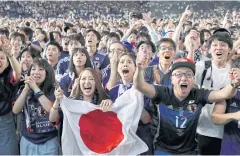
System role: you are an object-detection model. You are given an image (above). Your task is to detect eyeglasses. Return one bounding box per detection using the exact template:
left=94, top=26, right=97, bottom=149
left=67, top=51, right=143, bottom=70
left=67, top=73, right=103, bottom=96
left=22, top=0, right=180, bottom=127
left=172, top=72, right=194, bottom=79
left=159, top=46, right=174, bottom=52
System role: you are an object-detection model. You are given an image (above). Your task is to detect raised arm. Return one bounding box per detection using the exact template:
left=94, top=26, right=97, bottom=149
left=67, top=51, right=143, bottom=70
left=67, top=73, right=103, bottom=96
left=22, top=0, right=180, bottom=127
left=212, top=100, right=240, bottom=125
left=172, top=5, right=191, bottom=46
left=208, top=68, right=240, bottom=103
left=106, top=50, right=119, bottom=90
left=134, top=50, right=155, bottom=98
left=0, top=37, right=21, bottom=81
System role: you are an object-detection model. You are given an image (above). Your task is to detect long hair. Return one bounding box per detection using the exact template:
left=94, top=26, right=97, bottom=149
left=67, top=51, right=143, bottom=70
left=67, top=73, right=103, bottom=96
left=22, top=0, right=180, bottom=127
left=27, top=58, right=55, bottom=95
left=68, top=48, right=93, bottom=75
left=72, top=68, right=108, bottom=104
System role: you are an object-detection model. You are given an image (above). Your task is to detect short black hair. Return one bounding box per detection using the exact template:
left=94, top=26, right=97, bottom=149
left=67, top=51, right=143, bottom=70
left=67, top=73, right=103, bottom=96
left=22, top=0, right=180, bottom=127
left=158, top=38, right=177, bottom=52
left=108, top=32, right=120, bottom=41
left=137, top=32, right=151, bottom=42
left=137, top=40, right=156, bottom=53
left=9, top=31, right=25, bottom=44
left=19, top=27, right=33, bottom=41
left=208, top=32, right=233, bottom=49
left=68, top=33, right=85, bottom=47
left=86, top=29, right=101, bottom=47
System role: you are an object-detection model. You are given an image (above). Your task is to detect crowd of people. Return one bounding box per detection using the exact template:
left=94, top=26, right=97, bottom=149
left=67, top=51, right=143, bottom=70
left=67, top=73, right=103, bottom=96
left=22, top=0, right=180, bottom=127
left=0, top=1, right=240, bottom=155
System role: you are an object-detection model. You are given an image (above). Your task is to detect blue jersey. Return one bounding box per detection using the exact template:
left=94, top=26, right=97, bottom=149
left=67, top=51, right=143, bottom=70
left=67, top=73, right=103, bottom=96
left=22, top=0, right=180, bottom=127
left=59, top=50, right=69, bottom=60
left=92, top=50, right=110, bottom=70
left=151, top=86, right=211, bottom=154
left=56, top=56, right=70, bottom=82
left=59, top=72, right=76, bottom=97
left=221, top=91, right=240, bottom=155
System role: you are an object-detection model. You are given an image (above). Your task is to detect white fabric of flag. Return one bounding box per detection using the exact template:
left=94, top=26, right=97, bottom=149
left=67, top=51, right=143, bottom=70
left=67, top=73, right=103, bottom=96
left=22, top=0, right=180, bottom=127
left=61, top=88, right=148, bottom=155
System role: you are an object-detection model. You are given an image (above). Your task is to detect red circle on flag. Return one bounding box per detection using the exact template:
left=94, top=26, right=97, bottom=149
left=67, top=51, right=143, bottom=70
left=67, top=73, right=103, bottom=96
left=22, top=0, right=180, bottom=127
left=79, top=110, right=124, bottom=154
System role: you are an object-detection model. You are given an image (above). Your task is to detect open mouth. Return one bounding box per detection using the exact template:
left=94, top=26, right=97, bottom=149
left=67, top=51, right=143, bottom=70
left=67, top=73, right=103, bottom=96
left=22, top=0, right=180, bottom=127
left=84, top=87, right=92, bottom=91
left=88, top=40, right=92, bottom=44
left=122, top=69, right=129, bottom=76
left=164, top=56, right=170, bottom=59
left=216, top=53, right=222, bottom=56
left=180, top=84, right=188, bottom=90
left=76, top=60, right=82, bottom=63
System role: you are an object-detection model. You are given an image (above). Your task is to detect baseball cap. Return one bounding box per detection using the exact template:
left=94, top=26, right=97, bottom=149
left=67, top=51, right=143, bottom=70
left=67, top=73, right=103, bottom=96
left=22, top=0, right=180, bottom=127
left=171, top=58, right=196, bottom=74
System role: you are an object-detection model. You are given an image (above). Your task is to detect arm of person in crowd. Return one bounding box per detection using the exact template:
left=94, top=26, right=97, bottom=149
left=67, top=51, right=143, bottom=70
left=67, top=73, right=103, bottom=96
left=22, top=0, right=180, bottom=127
left=208, top=68, right=240, bottom=103
left=0, top=37, right=21, bottom=81
left=121, top=21, right=141, bottom=41
left=142, top=12, right=159, bottom=46
left=212, top=100, right=240, bottom=125
left=140, top=108, right=150, bottom=124
left=106, top=50, right=119, bottom=90
left=134, top=50, right=156, bottom=98
left=172, top=5, right=191, bottom=48
left=49, top=87, right=62, bottom=122
left=12, top=83, right=30, bottom=114
left=184, top=29, right=200, bottom=61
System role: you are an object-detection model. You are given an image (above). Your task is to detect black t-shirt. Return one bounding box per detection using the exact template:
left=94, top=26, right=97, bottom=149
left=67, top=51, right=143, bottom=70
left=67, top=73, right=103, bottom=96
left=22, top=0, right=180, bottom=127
left=151, top=85, right=211, bottom=154
left=0, top=66, right=16, bottom=116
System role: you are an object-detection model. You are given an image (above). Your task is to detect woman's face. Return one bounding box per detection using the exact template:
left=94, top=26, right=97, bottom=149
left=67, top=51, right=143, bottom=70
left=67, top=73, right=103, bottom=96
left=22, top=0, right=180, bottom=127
left=0, top=51, right=9, bottom=74
left=73, top=51, right=87, bottom=68
left=21, top=51, right=33, bottom=68
left=117, top=55, right=136, bottom=82
left=30, top=64, right=46, bottom=86
left=80, top=70, right=96, bottom=97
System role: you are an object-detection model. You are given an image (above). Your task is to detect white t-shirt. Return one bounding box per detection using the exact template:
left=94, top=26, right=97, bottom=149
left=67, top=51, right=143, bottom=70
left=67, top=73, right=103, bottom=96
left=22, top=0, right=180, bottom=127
left=195, top=60, right=231, bottom=139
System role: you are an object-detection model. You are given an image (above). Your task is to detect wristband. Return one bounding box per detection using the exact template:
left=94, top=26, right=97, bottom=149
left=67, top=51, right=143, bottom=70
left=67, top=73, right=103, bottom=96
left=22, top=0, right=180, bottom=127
left=23, top=70, right=28, bottom=74
left=34, top=91, right=44, bottom=99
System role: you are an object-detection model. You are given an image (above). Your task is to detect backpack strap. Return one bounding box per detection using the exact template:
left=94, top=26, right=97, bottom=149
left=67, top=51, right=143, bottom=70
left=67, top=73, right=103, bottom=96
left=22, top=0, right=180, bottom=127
left=200, top=60, right=212, bottom=88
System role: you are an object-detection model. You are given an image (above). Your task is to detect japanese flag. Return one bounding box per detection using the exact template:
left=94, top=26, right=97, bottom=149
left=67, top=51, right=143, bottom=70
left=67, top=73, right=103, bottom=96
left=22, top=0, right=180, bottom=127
left=61, top=88, right=148, bottom=155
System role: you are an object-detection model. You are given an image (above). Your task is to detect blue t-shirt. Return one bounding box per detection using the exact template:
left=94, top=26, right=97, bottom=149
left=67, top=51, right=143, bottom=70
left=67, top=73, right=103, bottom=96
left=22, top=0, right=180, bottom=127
left=221, top=91, right=240, bottom=155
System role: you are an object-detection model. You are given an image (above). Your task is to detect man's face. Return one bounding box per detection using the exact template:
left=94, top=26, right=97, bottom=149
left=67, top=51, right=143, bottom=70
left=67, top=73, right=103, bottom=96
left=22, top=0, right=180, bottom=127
left=171, top=67, right=195, bottom=99
left=210, top=39, right=230, bottom=62
left=158, top=42, right=175, bottom=65
left=138, top=43, right=153, bottom=59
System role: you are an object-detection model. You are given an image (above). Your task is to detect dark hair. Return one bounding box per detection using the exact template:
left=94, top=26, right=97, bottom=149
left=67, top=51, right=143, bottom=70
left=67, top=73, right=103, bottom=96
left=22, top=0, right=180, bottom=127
left=200, top=29, right=211, bottom=45
left=107, top=32, right=120, bottom=42
left=46, top=41, right=62, bottom=52
left=116, top=30, right=123, bottom=38
left=40, top=30, right=49, bottom=43
left=19, top=45, right=41, bottom=60
left=74, top=68, right=108, bottom=104
left=68, top=33, right=85, bottom=47
left=208, top=32, right=233, bottom=49
left=129, top=29, right=138, bottom=36
left=86, top=29, right=101, bottom=47
left=137, top=32, right=151, bottom=42
left=9, top=31, right=25, bottom=44
left=19, top=27, right=33, bottom=41
left=118, top=52, right=136, bottom=67
left=158, top=38, right=177, bottom=52
left=27, top=58, right=55, bottom=95
left=109, top=41, right=129, bottom=53
left=69, top=48, right=93, bottom=75
left=101, top=31, right=110, bottom=37
left=137, top=40, right=156, bottom=53
left=25, top=22, right=30, bottom=27
left=0, top=28, right=9, bottom=38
